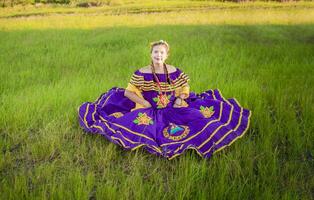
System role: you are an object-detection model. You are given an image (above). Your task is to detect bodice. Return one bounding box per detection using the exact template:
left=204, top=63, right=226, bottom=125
left=126, top=67, right=190, bottom=109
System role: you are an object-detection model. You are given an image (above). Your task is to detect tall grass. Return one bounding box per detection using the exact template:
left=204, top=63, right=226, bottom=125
left=0, top=6, right=313, bottom=200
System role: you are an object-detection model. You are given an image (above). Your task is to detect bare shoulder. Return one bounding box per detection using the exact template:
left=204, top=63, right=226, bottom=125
left=138, top=66, right=151, bottom=73
left=139, top=64, right=177, bottom=73
left=166, top=64, right=177, bottom=73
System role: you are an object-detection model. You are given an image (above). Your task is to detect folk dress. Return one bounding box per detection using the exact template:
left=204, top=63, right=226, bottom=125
left=78, top=67, right=252, bottom=160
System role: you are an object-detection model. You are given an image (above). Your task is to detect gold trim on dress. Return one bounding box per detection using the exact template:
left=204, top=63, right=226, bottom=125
left=129, top=72, right=190, bottom=89
left=109, top=112, right=124, bottom=118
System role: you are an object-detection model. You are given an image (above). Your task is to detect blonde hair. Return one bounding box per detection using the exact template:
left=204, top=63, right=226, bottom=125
left=150, top=40, right=170, bottom=54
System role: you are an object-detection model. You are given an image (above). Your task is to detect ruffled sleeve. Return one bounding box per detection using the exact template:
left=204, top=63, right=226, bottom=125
left=126, top=71, right=143, bottom=92
left=125, top=71, right=145, bottom=110
left=174, top=69, right=190, bottom=98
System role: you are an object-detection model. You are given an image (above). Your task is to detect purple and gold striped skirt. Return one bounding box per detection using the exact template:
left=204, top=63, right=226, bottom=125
left=78, top=87, right=251, bottom=160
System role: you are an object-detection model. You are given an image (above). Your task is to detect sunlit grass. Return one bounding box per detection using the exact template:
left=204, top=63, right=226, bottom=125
left=0, top=3, right=313, bottom=200
left=1, top=8, right=314, bottom=31
left=1, top=1, right=313, bottom=18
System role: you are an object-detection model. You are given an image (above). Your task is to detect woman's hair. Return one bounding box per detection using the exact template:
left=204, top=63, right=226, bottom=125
left=150, top=40, right=170, bottom=54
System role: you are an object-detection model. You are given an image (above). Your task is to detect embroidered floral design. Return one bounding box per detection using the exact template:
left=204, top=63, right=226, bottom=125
left=200, top=106, right=215, bottom=118
left=163, top=123, right=190, bottom=141
left=153, top=94, right=172, bottom=109
left=109, top=112, right=124, bottom=118
left=133, top=112, right=154, bottom=125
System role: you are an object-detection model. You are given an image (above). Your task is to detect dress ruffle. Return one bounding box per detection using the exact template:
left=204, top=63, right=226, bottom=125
left=78, top=87, right=252, bottom=160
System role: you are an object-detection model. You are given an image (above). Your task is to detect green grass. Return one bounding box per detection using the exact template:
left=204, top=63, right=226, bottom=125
left=1, top=1, right=313, bottom=18
left=0, top=3, right=314, bottom=200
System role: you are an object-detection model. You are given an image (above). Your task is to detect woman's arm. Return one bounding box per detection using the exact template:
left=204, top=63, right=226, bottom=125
left=124, top=90, right=151, bottom=108
left=179, top=93, right=188, bottom=99
left=174, top=84, right=190, bottom=107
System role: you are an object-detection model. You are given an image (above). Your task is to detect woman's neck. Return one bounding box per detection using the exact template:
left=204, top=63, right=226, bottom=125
left=151, top=62, right=165, bottom=73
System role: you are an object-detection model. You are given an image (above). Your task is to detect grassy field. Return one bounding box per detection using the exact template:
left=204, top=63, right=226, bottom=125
left=0, top=1, right=314, bottom=199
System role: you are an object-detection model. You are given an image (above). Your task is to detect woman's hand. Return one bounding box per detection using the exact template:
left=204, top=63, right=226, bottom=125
left=173, top=103, right=181, bottom=108
left=173, top=97, right=183, bottom=108
left=173, top=97, right=188, bottom=108
left=142, top=100, right=152, bottom=108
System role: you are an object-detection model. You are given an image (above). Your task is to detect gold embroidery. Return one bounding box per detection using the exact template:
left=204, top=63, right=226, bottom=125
left=163, top=123, right=190, bottom=141
left=109, top=112, right=124, bottom=118
left=128, top=71, right=190, bottom=94
left=131, top=79, right=188, bottom=88
left=130, top=72, right=189, bottom=89
left=153, top=94, right=171, bottom=109
left=200, top=106, right=215, bottom=118
left=133, top=112, right=154, bottom=125
left=131, top=73, right=189, bottom=82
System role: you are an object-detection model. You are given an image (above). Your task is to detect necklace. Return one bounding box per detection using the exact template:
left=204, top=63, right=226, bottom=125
left=151, top=63, right=175, bottom=108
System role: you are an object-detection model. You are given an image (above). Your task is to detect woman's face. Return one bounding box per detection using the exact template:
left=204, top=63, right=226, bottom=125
left=151, top=44, right=168, bottom=65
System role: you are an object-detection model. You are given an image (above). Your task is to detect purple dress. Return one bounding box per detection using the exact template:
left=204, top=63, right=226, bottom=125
left=78, top=67, right=252, bottom=160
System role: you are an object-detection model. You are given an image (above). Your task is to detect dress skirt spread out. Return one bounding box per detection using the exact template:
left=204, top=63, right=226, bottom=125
left=78, top=67, right=252, bottom=160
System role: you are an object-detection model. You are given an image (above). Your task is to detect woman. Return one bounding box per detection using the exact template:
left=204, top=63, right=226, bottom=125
left=78, top=40, right=252, bottom=160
